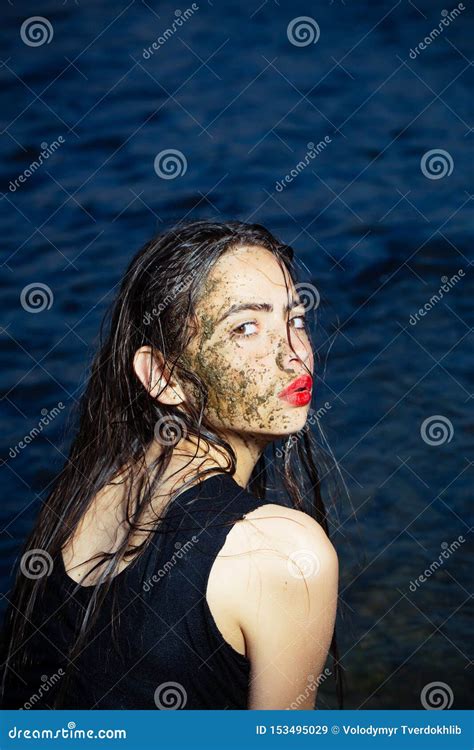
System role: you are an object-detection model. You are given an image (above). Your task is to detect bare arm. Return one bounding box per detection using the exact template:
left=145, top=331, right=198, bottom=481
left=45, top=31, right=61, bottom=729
left=233, top=505, right=339, bottom=710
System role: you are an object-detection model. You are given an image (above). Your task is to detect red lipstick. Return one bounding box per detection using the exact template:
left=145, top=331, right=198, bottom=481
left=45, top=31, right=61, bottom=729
left=278, top=374, right=313, bottom=406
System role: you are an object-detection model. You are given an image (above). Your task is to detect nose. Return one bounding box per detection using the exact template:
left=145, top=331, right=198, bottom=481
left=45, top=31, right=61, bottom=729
left=275, top=326, right=313, bottom=374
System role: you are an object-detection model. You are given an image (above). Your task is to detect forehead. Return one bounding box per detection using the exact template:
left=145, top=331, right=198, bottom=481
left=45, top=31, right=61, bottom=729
left=201, top=245, right=294, bottom=307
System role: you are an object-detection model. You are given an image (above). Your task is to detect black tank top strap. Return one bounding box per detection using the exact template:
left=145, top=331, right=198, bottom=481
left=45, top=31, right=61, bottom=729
left=140, top=472, right=267, bottom=594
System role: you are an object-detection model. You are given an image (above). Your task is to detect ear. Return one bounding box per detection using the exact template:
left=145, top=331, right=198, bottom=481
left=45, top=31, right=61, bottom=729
left=133, top=346, right=187, bottom=406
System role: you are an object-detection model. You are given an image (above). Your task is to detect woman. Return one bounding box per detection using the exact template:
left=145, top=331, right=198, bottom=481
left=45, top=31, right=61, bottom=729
left=0, top=219, right=343, bottom=710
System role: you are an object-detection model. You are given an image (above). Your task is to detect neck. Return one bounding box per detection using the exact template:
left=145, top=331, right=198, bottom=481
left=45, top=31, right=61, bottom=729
left=148, top=430, right=268, bottom=491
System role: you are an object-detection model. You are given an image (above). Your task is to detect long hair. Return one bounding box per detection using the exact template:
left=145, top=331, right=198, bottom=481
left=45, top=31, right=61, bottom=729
left=1, top=218, right=346, bottom=708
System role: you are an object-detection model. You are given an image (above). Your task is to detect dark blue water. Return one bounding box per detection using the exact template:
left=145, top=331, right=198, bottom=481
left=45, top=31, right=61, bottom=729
left=0, top=0, right=472, bottom=709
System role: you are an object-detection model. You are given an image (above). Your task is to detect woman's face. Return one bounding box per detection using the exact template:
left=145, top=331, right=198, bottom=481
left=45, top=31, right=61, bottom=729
left=180, top=244, right=314, bottom=442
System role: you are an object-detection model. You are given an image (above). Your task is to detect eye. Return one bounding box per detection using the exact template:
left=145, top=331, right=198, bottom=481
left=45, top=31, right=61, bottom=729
left=231, top=321, right=258, bottom=338
left=291, top=314, right=307, bottom=329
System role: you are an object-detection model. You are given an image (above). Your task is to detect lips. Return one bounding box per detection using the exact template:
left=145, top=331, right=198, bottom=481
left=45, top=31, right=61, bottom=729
left=278, top=374, right=313, bottom=405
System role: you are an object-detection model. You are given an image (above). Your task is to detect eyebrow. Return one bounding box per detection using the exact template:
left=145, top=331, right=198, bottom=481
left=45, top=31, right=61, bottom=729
left=215, top=298, right=304, bottom=326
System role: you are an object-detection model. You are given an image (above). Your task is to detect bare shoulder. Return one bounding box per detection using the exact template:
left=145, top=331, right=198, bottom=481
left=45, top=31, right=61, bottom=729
left=210, top=502, right=338, bottom=609
left=228, top=504, right=339, bottom=709
left=234, top=502, right=338, bottom=564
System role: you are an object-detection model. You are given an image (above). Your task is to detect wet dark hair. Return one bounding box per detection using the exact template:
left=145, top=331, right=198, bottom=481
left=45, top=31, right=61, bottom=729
left=1, top=218, right=345, bottom=708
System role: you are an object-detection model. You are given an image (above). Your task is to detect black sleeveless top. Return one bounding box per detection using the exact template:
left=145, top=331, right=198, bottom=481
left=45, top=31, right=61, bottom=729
left=1, top=472, right=289, bottom=710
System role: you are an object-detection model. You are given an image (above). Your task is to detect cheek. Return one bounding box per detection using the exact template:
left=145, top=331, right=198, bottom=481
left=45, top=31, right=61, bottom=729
left=188, top=344, right=249, bottom=399
left=223, top=340, right=280, bottom=387
left=193, top=345, right=280, bottom=423
left=230, top=336, right=278, bottom=365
